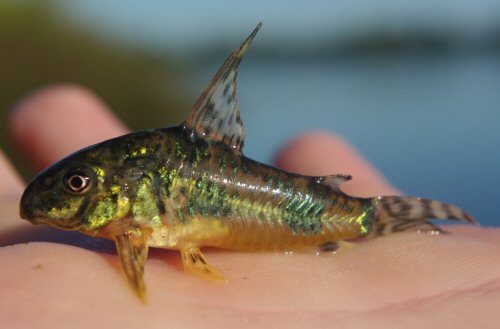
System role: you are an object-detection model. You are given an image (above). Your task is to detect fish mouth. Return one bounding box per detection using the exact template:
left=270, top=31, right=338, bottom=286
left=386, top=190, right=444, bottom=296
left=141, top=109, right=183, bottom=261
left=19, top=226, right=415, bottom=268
left=19, top=205, right=29, bottom=221
left=19, top=193, right=82, bottom=230
left=19, top=188, right=36, bottom=222
left=23, top=214, right=83, bottom=231
left=19, top=180, right=80, bottom=230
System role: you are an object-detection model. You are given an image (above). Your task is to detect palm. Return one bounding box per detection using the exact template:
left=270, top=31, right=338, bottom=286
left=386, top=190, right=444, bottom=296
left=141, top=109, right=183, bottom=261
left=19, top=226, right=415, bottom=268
left=1, top=86, right=498, bottom=329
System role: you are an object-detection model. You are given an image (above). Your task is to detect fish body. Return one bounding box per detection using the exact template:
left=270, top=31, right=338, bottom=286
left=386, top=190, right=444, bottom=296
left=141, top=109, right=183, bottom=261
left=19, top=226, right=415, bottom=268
left=20, top=23, right=477, bottom=301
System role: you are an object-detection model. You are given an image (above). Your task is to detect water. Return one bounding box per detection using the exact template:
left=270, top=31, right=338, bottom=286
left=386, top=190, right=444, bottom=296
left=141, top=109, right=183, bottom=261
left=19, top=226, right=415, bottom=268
left=199, top=54, right=500, bottom=226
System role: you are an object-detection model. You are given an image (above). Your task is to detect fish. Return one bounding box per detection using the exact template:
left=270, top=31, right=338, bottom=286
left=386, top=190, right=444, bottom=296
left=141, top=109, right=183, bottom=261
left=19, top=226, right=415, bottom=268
left=20, top=22, right=478, bottom=302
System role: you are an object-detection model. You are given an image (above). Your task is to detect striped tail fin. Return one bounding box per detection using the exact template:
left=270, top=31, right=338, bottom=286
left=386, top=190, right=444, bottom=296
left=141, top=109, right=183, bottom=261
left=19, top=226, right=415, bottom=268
left=368, top=196, right=478, bottom=237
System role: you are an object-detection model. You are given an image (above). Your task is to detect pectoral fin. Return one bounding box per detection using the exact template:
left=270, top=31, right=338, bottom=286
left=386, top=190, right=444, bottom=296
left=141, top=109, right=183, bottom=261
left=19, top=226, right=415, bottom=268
left=180, top=247, right=227, bottom=283
left=114, top=231, right=149, bottom=302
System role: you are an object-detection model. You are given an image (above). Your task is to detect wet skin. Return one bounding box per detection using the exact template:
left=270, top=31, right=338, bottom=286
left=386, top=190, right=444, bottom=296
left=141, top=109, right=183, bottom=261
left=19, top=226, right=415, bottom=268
left=1, top=86, right=499, bottom=328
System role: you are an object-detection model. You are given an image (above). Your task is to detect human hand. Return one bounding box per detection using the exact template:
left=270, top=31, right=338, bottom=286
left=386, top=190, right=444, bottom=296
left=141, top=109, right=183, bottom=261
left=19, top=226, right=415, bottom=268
left=1, top=86, right=499, bottom=328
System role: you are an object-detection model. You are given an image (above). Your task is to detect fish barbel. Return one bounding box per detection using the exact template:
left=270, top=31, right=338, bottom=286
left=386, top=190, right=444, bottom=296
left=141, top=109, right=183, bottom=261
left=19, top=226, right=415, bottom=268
left=20, top=22, right=477, bottom=302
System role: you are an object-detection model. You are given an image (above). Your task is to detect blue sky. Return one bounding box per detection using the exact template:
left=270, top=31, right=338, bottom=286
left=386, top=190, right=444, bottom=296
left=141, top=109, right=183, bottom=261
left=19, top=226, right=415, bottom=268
left=56, top=0, right=500, bottom=52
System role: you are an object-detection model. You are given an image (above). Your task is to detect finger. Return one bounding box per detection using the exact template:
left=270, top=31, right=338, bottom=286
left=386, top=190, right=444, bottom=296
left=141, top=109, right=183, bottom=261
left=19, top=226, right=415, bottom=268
left=274, top=131, right=399, bottom=197
left=0, top=150, right=27, bottom=234
left=9, top=85, right=129, bottom=172
left=0, top=150, right=24, bottom=200
left=1, top=226, right=499, bottom=328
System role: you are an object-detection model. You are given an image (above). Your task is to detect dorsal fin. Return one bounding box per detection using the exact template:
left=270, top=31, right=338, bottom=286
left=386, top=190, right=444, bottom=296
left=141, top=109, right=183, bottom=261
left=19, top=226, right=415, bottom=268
left=314, top=174, right=352, bottom=191
left=183, top=22, right=262, bottom=152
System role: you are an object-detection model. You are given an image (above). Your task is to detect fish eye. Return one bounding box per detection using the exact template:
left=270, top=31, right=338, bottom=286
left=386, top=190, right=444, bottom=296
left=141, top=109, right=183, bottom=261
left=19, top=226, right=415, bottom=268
left=63, top=170, right=91, bottom=193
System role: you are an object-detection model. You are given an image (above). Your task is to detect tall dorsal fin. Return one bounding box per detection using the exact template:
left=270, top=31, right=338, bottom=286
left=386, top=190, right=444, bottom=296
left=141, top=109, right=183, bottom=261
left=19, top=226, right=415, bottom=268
left=183, top=22, right=262, bottom=152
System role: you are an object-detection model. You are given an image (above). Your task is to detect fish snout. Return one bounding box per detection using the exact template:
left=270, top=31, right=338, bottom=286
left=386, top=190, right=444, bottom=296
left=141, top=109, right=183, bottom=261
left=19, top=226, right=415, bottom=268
left=19, top=185, right=38, bottom=223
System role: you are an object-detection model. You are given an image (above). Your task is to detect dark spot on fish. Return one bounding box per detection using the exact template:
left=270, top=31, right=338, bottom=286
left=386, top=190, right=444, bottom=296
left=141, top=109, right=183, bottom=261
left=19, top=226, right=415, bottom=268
left=151, top=173, right=166, bottom=215
left=217, top=119, right=224, bottom=130
left=389, top=219, right=406, bottom=232
left=196, top=253, right=207, bottom=265
left=319, top=241, right=339, bottom=252
left=235, top=112, right=242, bottom=125
left=227, top=135, right=234, bottom=147
left=399, top=201, right=412, bottom=217
left=208, top=109, right=217, bottom=121
left=392, top=218, right=421, bottom=232
left=75, top=194, right=93, bottom=223
left=382, top=199, right=397, bottom=217
left=420, top=221, right=446, bottom=234
left=223, top=83, right=231, bottom=96
left=206, top=101, right=215, bottom=114
left=376, top=222, right=387, bottom=236
left=222, top=68, right=230, bottom=81
left=227, top=93, right=234, bottom=105
left=441, top=202, right=452, bottom=217
left=421, top=198, right=433, bottom=218
left=461, top=209, right=472, bottom=222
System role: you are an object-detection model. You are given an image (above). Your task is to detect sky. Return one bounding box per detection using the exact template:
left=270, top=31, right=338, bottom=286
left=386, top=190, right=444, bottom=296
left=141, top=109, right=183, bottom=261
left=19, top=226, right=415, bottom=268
left=56, top=0, right=500, bottom=52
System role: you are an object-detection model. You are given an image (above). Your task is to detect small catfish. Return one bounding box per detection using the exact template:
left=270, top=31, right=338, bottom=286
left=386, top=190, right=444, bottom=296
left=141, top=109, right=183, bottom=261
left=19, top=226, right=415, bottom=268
left=20, top=23, right=477, bottom=302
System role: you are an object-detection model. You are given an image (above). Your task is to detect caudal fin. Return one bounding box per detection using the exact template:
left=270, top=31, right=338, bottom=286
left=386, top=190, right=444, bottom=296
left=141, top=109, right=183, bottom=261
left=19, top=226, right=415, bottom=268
left=368, top=196, right=478, bottom=237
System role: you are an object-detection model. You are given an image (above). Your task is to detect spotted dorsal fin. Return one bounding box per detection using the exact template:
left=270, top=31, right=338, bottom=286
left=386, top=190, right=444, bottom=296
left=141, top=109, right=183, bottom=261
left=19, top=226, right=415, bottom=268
left=315, top=174, right=352, bottom=191
left=183, top=22, right=262, bottom=152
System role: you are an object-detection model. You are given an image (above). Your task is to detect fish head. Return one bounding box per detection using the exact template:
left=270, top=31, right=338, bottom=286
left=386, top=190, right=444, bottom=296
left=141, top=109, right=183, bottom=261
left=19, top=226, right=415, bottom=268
left=20, top=140, right=126, bottom=234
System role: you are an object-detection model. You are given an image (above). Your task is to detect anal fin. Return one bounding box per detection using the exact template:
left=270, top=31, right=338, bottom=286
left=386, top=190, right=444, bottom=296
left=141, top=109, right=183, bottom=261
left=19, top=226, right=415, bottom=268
left=180, top=247, right=227, bottom=283
left=114, top=230, right=149, bottom=302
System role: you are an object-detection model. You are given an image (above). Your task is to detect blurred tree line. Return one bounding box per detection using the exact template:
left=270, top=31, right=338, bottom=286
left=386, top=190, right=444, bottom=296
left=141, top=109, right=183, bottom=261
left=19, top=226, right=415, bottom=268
left=0, top=1, right=193, bottom=177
